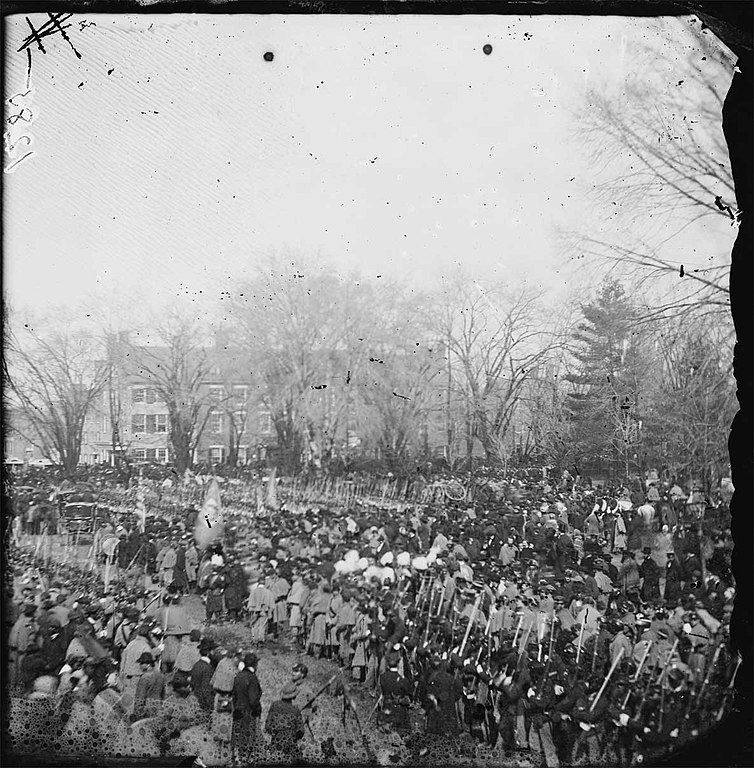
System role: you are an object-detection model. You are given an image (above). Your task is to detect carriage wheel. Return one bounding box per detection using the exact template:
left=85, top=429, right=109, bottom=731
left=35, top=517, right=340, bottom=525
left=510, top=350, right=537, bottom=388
left=444, top=482, right=466, bottom=501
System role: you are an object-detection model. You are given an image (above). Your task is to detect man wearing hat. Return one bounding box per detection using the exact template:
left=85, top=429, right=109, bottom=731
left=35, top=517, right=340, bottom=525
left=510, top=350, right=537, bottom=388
left=265, top=682, right=305, bottom=758
left=49, top=593, right=70, bottom=628
left=664, top=552, right=683, bottom=603
left=133, top=650, right=166, bottom=720
left=379, top=650, right=413, bottom=734
left=231, top=652, right=263, bottom=761
left=639, top=547, right=661, bottom=602
left=114, top=606, right=142, bottom=662
left=190, top=639, right=216, bottom=711
left=120, top=622, right=158, bottom=716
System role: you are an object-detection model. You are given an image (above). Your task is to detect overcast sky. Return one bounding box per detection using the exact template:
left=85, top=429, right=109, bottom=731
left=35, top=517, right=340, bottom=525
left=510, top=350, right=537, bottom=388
left=4, top=12, right=736, bottom=326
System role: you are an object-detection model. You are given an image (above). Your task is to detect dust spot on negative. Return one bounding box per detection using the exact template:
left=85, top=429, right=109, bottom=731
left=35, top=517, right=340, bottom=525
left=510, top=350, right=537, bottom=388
left=483, top=44, right=493, bottom=55
left=264, top=51, right=274, bottom=62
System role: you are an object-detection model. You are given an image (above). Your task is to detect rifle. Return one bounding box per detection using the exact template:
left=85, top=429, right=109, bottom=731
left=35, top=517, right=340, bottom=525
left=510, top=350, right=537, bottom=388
left=538, top=620, right=558, bottom=695
left=590, top=647, right=624, bottom=712
left=300, top=673, right=340, bottom=713
left=693, top=641, right=723, bottom=710
left=459, top=593, right=482, bottom=657
left=715, top=653, right=741, bottom=722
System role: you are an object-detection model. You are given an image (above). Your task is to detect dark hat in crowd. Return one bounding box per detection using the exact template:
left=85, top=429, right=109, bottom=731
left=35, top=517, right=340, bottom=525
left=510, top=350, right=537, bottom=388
left=136, top=623, right=153, bottom=636
left=244, top=653, right=259, bottom=669
left=137, top=652, right=154, bottom=664
left=642, top=547, right=652, bottom=555
left=189, top=629, right=202, bottom=642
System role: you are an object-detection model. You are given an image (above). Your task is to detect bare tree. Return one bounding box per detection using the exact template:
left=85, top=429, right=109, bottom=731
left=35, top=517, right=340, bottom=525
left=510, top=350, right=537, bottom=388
left=128, top=313, right=212, bottom=474
left=644, top=317, right=735, bottom=489
left=353, top=285, right=443, bottom=471
left=568, top=22, right=737, bottom=323
left=432, top=278, right=559, bottom=466
left=5, top=317, right=109, bottom=476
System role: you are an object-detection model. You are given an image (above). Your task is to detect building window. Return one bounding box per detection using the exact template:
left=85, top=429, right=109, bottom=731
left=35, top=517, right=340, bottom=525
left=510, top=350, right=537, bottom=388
left=145, top=388, right=157, bottom=404
left=132, top=388, right=146, bottom=404
left=131, top=449, right=147, bottom=460
left=91, top=454, right=99, bottom=463
left=156, top=414, right=168, bottom=433
left=209, top=446, right=224, bottom=464
left=258, top=410, right=272, bottom=435
left=131, top=414, right=146, bottom=433
left=4, top=439, right=14, bottom=456
left=209, top=385, right=224, bottom=403
left=233, top=411, right=247, bottom=434
left=237, top=446, right=249, bottom=465
left=145, top=414, right=157, bottom=433
left=83, top=432, right=89, bottom=445
left=210, top=410, right=223, bottom=434
left=145, top=448, right=156, bottom=460
left=156, top=448, right=168, bottom=463
left=232, top=385, right=248, bottom=406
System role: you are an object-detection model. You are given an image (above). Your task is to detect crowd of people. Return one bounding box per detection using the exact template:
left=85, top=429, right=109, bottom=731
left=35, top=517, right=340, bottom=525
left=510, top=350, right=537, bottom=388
left=4, top=466, right=739, bottom=766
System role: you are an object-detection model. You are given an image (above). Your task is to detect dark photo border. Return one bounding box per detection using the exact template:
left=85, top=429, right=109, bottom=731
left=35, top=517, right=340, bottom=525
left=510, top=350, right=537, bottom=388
left=1, top=2, right=750, bottom=767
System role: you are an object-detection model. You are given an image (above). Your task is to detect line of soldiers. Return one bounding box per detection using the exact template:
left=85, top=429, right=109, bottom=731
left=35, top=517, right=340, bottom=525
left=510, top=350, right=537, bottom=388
left=191, top=551, right=738, bottom=767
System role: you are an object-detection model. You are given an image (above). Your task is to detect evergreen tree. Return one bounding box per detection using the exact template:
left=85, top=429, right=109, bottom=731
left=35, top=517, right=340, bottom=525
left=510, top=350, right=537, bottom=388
left=565, top=279, right=647, bottom=479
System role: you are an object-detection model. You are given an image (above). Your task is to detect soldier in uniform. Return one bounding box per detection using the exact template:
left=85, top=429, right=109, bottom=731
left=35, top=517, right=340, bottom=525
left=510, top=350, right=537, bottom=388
left=526, top=661, right=560, bottom=767
left=378, top=651, right=413, bottom=734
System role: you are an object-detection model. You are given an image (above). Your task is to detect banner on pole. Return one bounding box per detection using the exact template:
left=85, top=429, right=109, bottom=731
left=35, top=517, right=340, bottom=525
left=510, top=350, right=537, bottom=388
left=194, top=476, right=224, bottom=549
left=266, top=467, right=279, bottom=510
